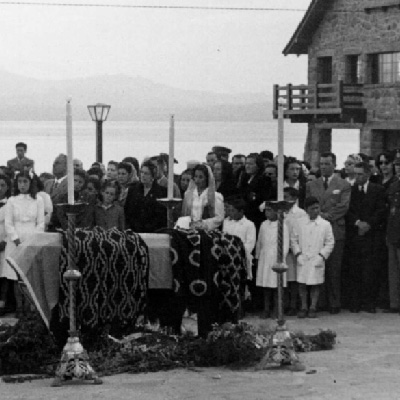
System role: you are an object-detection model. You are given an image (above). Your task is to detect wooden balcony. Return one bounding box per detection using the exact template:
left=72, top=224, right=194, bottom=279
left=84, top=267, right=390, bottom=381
left=272, top=81, right=366, bottom=123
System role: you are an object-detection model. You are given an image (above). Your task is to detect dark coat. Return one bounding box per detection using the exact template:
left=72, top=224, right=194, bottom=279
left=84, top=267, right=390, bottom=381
left=238, top=173, right=273, bottom=231
left=346, top=182, right=386, bottom=239
left=124, top=181, right=167, bottom=233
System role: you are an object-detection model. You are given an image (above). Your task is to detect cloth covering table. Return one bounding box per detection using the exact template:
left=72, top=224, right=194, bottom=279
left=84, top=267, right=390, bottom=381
left=6, top=230, right=170, bottom=329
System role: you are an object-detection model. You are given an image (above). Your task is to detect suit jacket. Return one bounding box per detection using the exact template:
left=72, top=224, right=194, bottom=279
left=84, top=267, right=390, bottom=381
left=7, top=157, right=34, bottom=174
left=44, top=177, right=69, bottom=205
left=346, top=182, right=386, bottom=239
left=124, top=181, right=167, bottom=233
left=306, top=175, right=351, bottom=241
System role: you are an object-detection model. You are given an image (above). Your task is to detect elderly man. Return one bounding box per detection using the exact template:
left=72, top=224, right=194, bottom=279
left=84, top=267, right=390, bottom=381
left=306, top=152, right=351, bottom=314
left=44, top=154, right=69, bottom=204
left=7, top=142, right=34, bottom=175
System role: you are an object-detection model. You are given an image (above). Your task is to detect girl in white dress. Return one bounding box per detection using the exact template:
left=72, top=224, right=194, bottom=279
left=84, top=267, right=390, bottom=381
left=256, top=204, right=289, bottom=318
left=0, top=175, right=13, bottom=315
left=4, top=170, right=45, bottom=315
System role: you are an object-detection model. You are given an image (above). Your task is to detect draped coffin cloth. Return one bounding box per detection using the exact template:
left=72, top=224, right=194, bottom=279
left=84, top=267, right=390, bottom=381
left=7, top=228, right=150, bottom=330
left=56, top=227, right=149, bottom=329
left=168, top=228, right=247, bottom=335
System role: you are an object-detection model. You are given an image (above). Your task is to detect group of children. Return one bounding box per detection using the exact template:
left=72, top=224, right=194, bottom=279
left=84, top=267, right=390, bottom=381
left=222, top=187, right=335, bottom=319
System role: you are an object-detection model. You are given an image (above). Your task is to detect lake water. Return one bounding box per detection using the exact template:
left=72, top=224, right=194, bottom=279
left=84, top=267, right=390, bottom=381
left=0, top=120, right=360, bottom=174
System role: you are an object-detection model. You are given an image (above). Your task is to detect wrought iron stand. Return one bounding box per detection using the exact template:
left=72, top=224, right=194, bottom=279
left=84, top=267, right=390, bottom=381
left=257, top=200, right=303, bottom=370
left=52, top=203, right=102, bottom=386
left=158, top=198, right=183, bottom=229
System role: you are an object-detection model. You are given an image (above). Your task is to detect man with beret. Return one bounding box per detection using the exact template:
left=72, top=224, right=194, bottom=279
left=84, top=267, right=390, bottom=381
left=212, top=146, right=232, bottom=162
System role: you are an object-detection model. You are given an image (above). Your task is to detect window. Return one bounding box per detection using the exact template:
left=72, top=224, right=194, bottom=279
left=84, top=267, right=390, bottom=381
left=317, top=57, right=333, bottom=84
left=369, top=52, right=400, bottom=83
left=345, top=55, right=361, bottom=83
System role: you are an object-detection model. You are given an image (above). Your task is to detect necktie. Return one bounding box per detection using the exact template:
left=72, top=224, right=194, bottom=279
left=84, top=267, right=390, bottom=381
left=323, top=177, right=328, bottom=190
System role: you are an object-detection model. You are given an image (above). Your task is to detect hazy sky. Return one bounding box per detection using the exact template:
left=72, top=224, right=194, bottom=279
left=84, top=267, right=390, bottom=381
left=0, top=0, right=312, bottom=94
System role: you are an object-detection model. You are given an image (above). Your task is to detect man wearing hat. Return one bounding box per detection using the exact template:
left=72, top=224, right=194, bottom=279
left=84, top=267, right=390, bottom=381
left=212, top=146, right=232, bottom=162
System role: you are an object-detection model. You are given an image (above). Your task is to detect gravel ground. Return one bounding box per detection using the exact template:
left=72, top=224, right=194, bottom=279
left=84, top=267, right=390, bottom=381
left=2, top=310, right=400, bottom=399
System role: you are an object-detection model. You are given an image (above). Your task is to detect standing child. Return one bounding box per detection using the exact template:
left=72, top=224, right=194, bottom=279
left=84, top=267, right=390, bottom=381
left=284, top=187, right=307, bottom=316
left=256, top=203, right=289, bottom=318
left=291, top=196, right=335, bottom=318
left=94, top=181, right=125, bottom=230
left=223, top=198, right=256, bottom=280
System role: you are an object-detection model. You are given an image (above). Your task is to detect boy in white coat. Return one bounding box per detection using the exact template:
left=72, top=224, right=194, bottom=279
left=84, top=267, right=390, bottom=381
left=291, top=196, right=335, bottom=318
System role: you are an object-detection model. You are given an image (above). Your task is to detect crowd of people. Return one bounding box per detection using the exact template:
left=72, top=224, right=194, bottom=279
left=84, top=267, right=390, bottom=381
left=0, top=142, right=399, bottom=322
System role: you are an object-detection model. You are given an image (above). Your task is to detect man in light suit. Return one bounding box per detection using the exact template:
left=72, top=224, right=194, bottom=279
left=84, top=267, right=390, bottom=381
left=44, top=154, right=69, bottom=205
left=306, top=152, right=351, bottom=314
left=7, top=142, right=34, bottom=175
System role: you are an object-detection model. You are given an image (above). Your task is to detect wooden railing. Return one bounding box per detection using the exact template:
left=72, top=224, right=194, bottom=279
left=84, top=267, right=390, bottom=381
left=273, top=81, right=364, bottom=116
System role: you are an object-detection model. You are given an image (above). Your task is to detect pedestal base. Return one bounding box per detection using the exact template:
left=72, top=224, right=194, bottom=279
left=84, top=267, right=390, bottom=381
left=256, top=324, right=304, bottom=371
left=52, top=336, right=102, bottom=386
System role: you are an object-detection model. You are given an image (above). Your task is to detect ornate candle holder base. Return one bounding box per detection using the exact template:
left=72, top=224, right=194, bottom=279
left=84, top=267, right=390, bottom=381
left=52, top=202, right=102, bottom=386
left=52, top=337, right=103, bottom=386
left=157, top=198, right=182, bottom=229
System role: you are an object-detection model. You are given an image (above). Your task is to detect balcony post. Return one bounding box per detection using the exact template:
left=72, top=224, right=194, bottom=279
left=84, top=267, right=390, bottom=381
left=336, top=80, right=343, bottom=108
left=286, top=84, right=293, bottom=110
left=314, top=83, right=319, bottom=109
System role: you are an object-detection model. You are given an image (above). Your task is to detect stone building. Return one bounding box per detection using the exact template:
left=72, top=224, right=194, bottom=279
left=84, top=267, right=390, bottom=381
left=274, top=0, right=400, bottom=166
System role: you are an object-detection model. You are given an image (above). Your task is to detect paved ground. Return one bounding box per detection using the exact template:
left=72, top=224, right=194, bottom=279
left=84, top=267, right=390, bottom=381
left=2, top=310, right=400, bottom=399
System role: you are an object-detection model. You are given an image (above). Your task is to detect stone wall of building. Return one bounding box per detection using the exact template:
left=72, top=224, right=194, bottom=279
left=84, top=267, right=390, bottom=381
left=304, top=0, right=400, bottom=158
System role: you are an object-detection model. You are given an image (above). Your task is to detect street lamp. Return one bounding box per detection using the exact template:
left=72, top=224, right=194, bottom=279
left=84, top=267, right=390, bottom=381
left=87, top=103, right=111, bottom=163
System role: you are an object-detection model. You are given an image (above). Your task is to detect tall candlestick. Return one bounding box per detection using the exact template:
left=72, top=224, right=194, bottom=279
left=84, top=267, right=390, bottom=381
left=66, top=97, right=74, bottom=205
left=168, top=115, right=175, bottom=199
left=277, top=98, right=285, bottom=201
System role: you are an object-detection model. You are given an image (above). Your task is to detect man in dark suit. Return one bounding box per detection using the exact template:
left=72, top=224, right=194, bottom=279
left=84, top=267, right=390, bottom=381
left=306, top=152, right=351, bottom=314
left=346, top=161, right=386, bottom=313
left=44, top=154, right=68, bottom=205
left=7, top=142, right=34, bottom=175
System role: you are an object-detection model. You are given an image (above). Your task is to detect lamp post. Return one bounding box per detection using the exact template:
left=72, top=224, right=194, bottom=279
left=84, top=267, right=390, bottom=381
left=87, top=103, right=111, bottom=163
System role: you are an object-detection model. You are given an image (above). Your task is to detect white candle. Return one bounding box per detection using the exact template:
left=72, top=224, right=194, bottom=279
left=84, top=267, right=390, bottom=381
left=167, top=115, right=175, bottom=199
left=66, top=97, right=74, bottom=205
left=277, top=98, right=285, bottom=201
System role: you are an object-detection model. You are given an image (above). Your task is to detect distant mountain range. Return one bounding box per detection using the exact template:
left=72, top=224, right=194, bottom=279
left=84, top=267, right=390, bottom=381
left=0, top=70, right=273, bottom=121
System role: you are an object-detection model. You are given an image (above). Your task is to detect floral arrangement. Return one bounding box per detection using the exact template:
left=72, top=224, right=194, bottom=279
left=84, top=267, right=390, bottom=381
left=0, top=313, right=336, bottom=379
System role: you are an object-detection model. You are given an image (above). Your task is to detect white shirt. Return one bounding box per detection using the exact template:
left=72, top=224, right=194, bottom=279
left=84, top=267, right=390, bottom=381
left=223, top=216, right=256, bottom=279
left=54, top=175, right=67, bottom=186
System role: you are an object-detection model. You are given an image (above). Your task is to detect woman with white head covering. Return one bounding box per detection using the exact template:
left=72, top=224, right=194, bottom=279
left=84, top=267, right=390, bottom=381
left=180, top=164, right=224, bottom=230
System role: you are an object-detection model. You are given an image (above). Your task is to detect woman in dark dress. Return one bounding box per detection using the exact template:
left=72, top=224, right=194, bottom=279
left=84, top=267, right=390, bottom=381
left=237, top=153, right=273, bottom=232
left=124, top=160, right=167, bottom=233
